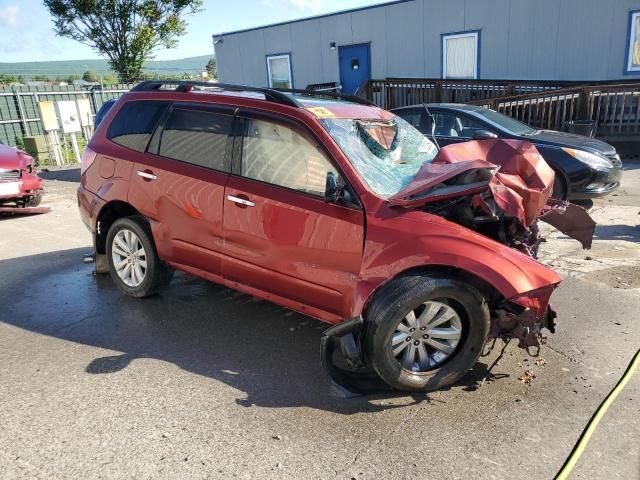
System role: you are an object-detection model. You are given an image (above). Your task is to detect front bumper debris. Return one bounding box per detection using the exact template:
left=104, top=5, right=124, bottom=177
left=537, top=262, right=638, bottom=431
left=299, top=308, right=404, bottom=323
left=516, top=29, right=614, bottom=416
left=492, top=304, right=557, bottom=356
left=320, top=317, right=390, bottom=395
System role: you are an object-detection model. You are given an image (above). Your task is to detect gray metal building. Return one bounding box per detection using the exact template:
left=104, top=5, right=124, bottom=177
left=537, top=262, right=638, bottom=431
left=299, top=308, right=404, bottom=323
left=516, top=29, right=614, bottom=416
left=213, top=0, right=640, bottom=94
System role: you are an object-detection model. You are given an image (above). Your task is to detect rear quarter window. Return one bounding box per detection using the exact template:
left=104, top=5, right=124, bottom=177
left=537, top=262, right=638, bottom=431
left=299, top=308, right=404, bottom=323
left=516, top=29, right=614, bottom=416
left=106, top=101, right=169, bottom=152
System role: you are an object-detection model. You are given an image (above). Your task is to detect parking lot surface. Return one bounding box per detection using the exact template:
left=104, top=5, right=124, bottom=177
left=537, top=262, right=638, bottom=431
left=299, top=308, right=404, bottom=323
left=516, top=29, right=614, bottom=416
left=1, top=166, right=638, bottom=479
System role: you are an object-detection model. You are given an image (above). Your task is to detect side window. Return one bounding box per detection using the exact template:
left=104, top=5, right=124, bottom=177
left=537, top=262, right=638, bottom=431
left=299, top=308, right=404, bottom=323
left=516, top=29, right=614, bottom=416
left=241, top=118, right=339, bottom=196
left=158, top=108, right=232, bottom=171
left=432, top=112, right=485, bottom=138
left=397, top=109, right=426, bottom=132
left=107, top=101, right=169, bottom=152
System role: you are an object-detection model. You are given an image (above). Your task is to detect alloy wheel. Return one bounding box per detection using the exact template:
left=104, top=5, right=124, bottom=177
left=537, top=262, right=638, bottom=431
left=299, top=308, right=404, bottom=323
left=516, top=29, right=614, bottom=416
left=111, top=229, right=147, bottom=287
left=390, top=300, right=463, bottom=372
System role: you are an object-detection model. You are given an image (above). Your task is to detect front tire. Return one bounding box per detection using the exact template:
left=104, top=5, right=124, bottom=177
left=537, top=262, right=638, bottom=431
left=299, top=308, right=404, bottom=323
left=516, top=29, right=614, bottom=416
left=365, top=274, right=490, bottom=392
left=106, top=216, right=171, bottom=298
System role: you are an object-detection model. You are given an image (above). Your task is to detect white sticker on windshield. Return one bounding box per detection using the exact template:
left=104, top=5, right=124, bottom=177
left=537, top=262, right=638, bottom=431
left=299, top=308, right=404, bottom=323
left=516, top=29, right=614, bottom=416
left=418, top=136, right=437, bottom=154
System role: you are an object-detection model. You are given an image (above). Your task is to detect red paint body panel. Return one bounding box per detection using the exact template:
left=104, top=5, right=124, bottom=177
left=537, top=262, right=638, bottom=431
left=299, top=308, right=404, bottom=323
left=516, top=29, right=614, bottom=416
left=0, top=144, right=44, bottom=202
left=78, top=90, right=562, bottom=325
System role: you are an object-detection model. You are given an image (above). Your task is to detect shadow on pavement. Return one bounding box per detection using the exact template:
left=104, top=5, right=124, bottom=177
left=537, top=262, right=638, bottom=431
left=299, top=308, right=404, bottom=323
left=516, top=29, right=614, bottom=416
left=39, top=167, right=80, bottom=183
left=1, top=247, right=497, bottom=414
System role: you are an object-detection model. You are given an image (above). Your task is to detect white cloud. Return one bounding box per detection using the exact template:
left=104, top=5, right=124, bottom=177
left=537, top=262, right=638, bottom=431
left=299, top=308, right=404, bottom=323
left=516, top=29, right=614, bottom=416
left=0, top=5, right=19, bottom=27
left=289, top=0, right=323, bottom=11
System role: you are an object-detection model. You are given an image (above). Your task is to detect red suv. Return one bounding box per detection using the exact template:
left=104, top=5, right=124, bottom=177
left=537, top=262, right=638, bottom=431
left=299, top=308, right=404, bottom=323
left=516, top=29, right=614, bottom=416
left=78, top=81, right=576, bottom=393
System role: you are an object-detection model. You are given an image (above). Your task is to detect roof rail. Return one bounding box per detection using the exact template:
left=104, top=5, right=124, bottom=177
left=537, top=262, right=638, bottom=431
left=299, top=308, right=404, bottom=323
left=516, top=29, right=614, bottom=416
left=130, top=80, right=301, bottom=108
left=275, top=88, right=377, bottom=107
left=130, top=80, right=378, bottom=108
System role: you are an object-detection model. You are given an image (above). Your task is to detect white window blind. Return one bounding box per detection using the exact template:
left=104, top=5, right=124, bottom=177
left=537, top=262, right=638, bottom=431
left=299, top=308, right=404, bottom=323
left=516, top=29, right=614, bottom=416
left=267, top=54, right=293, bottom=89
left=627, top=12, right=640, bottom=72
left=443, top=32, right=478, bottom=79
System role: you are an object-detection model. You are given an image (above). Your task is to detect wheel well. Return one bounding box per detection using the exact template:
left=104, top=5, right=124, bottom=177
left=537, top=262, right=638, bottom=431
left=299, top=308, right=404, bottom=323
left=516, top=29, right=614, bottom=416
left=364, top=265, right=504, bottom=316
left=95, top=201, right=141, bottom=253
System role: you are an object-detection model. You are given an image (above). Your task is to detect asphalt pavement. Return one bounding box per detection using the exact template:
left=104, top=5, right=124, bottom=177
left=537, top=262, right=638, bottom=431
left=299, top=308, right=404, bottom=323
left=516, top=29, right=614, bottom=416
left=0, top=165, right=638, bottom=479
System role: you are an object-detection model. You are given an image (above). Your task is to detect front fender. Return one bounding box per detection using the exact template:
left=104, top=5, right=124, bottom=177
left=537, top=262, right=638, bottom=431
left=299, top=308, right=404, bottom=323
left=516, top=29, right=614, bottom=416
left=351, top=213, right=562, bottom=317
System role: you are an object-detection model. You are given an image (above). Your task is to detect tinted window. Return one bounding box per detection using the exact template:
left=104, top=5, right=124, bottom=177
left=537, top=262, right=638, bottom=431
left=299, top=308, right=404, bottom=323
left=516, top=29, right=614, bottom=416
left=241, top=118, right=338, bottom=196
left=107, top=101, right=168, bottom=152
left=94, top=99, right=116, bottom=128
left=158, top=109, right=232, bottom=171
left=432, top=111, right=486, bottom=138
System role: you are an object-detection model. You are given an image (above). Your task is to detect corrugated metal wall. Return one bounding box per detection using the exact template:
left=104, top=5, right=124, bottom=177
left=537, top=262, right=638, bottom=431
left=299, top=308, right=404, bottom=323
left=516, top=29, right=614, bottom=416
left=0, top=85, right=130, bottom=147
left=214, top=0, right=640, bottom=87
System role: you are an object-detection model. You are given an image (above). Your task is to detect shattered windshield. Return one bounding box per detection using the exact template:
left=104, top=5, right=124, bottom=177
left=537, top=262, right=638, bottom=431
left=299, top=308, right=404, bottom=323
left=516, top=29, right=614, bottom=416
left=320, top=115, right=438, bottom=197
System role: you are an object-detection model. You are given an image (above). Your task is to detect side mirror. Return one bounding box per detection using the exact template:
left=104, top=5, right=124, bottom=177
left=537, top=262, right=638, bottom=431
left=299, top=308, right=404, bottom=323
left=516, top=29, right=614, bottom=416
left=473, top=129, right=498, bottom=140
left=324, top=171, right=342, bottom=203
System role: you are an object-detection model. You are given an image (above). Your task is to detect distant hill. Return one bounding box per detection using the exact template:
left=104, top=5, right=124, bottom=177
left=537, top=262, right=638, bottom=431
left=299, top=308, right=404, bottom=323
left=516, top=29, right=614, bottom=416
left=0, top=55, right=213, bottom=78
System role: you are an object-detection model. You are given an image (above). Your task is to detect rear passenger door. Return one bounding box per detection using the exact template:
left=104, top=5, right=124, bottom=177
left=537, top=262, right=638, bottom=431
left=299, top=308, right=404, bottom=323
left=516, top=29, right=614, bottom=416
left=221, top=112, right=365, bottom=321
left=127, top=103, right=234, bottom=276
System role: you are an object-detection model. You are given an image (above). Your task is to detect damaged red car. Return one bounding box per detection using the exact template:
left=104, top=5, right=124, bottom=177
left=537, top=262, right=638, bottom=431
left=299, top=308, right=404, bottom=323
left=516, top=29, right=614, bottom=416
left=0, top=141, right=44, bottom=208
left=78, top=82, right=595, bottom=393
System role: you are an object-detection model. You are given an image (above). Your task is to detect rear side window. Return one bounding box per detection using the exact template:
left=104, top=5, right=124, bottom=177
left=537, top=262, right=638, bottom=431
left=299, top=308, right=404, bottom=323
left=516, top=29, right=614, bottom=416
left=107, top=101, right=169, bottom=152
left=158, top=109, right=232, bottom=171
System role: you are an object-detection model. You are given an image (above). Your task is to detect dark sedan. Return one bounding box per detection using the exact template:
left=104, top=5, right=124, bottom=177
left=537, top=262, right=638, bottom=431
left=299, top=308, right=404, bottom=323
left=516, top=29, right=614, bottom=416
left=391, top=103, right=623, bottom=200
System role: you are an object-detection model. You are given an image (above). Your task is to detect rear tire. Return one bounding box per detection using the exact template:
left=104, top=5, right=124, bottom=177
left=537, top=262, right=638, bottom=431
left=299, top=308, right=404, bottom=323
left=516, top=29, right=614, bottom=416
left=106, top=216, right=172, bottom=298
left=365, top=274, right=490, bottom=392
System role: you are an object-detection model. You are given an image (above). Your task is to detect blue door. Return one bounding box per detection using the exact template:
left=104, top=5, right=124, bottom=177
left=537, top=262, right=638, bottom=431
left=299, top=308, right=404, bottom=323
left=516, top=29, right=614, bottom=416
left=339, top=44, right=371, bottom=95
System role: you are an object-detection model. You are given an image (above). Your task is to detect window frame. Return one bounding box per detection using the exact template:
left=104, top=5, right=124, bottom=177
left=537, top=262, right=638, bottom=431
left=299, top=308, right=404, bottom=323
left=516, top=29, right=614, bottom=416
left=265, top=53, right=294, bottom=89
left=625, top=10, right=640, bottom=74
left=441, top=30, right=481, bottom=80
left=232, top=108, right=361, bottom=208
left=430, top=109, right=494, bottom=140
left=149, top=102, right=236, bottom=174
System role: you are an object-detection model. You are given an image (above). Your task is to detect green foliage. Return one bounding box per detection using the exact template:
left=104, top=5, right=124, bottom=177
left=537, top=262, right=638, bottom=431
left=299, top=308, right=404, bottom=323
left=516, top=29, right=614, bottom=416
left=43, top=0, right=204, bottom=83
left=206, top=57, right=216, bottom=78
left=83, top=70, right=100, bottom=82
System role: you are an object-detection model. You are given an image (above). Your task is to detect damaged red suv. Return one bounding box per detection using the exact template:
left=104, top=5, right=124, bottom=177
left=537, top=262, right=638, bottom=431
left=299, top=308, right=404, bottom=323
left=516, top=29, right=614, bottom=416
left=78, top=82, right=594, bottom=393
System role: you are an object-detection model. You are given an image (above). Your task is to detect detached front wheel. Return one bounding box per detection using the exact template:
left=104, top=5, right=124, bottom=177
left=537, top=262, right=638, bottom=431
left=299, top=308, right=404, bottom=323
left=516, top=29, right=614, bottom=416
left=365, top=274, right=490, bottom=392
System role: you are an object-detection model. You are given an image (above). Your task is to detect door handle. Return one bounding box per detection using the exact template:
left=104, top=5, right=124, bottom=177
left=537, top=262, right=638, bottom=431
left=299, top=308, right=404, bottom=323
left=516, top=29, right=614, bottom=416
left=137, top=170, right=157, bottom=181
left=226, top=195, right=255, bottom=207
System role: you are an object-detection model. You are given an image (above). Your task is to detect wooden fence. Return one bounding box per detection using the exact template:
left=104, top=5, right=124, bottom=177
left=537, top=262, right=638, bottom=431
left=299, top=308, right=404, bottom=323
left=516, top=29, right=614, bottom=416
left=471, top=83, right=640, bottom=140
left=363, top=78, right=640, bottom=140
left=0, top=84, right=131, bottom=147
left=363, top=78, right=582, bottom=110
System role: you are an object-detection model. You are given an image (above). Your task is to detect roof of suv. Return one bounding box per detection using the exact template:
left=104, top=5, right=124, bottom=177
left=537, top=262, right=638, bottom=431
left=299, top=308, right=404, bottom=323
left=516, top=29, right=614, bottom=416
left=126, top=80, right=390, bottom=120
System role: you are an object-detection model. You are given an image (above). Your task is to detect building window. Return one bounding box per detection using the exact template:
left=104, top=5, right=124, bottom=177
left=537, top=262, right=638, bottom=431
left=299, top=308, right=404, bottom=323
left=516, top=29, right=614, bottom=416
left=442, top=31, right=480, bottom=79
left=626, top=11, right=640, bottom=73
left=266, top=53, right=293, bottom=89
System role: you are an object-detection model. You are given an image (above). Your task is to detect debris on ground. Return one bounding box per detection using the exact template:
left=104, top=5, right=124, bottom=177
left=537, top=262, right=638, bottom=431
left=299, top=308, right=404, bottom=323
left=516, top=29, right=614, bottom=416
left=518, top=370, right=537, bottom=384
left=535, top=358, right=547, bottom=366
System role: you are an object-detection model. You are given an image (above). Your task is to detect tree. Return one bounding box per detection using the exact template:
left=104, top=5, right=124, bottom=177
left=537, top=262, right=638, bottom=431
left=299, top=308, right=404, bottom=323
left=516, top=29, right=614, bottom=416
left=206, top=57, right=216, bottom=79
left=83, top=70, right=99, bottom=83
left=43, top=0, right=203, bottom=83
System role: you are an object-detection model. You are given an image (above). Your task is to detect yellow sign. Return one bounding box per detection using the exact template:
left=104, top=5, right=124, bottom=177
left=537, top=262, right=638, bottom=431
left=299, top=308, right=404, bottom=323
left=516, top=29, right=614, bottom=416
left=306, top=106, right=336, bottom=118
left=38, top=101, right=59, bottom=131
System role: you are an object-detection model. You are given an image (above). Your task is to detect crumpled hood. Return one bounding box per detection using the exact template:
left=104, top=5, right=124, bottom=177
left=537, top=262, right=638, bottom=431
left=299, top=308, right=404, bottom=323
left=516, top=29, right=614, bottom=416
left=0, top=144, right=30, bottom=171
left=388, top=139, right=553, bottom=225
left=388, top=139, right=595, bottom=249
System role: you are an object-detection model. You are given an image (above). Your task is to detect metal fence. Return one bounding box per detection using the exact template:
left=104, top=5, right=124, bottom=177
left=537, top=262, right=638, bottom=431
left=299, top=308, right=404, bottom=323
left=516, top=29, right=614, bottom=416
left=0, top=84, right=132, bottom=147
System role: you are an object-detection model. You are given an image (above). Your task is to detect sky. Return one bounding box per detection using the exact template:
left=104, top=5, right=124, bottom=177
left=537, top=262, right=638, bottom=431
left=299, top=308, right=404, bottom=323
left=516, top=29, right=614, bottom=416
left=0, top=0, right=391, bottom=63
